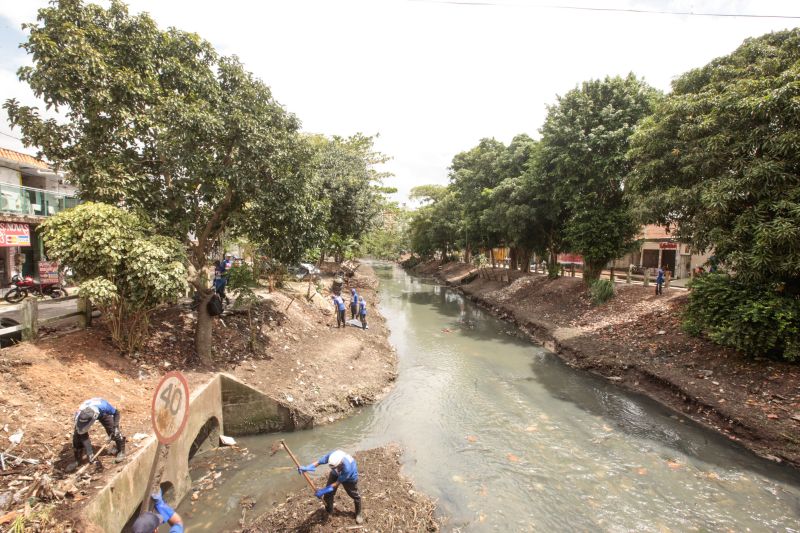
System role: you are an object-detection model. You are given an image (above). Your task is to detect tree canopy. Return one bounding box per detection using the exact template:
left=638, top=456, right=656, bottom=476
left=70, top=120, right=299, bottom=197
left=627, top=29, right=800, bottom=292
left=541, top=74, right=661, bottom=281
left=4, top=0, right=320, bottom=362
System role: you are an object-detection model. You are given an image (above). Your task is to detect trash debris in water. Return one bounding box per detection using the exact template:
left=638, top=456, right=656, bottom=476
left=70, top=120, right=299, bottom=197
left=507, top=453, right=520, bottom=463
left=220, top=435, right=237, bottom=446
left=466, top=435, right=478, bottom=443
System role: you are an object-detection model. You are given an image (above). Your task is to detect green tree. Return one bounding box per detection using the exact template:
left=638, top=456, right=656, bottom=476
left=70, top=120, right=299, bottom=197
left=39, top=203, right=186, bottom=353
left=359, top=203, right=411, bottom=260
left=628, top=29, right=800, bottom=291
left=627, top=30, right=800, bottom=361
left=541, top=74, right=660, bottom=282
left=449, top=138, right=507, bottom=264
left=311, top=133, right=391, bottom=262
left=5, top=0, right=306, bottom=364
left=408, top=186, right=462, bottom=260
left=484, top=134, right=540, bottom=271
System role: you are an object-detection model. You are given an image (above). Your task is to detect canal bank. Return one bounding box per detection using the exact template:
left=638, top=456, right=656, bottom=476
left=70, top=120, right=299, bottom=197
left=411, top=259, right=800, bottom=471
left=185, top=263, right=800, bottom=532
left=0, top=262, right=406, bottom=531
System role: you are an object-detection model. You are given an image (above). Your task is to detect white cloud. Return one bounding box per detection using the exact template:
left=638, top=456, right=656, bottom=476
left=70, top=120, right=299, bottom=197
left=1, top=0, right=798, bottom=197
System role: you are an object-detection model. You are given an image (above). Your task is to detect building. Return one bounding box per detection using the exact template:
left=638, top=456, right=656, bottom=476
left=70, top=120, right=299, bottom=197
left=0, top=148, right=79, bottom=285
left=611, top=225, right=713, bottom=279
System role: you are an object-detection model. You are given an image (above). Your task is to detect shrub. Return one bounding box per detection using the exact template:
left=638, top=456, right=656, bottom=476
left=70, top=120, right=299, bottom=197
left=39, top=202, right=187, bottom=353
left=684, top=274, right=800, bottom=362
left=590, top=279, right=615, bottom=305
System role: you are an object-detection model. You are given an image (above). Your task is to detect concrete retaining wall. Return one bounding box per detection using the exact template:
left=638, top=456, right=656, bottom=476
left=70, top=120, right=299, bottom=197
left=220, top=373, right=313, bottom=435
left=83, top=373, right=310, bottom=532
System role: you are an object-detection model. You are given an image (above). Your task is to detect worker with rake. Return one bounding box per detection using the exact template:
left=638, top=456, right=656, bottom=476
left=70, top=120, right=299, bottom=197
left=298, top=449, right=364, bottom=524
left=67, top=397, right=126, bottom=472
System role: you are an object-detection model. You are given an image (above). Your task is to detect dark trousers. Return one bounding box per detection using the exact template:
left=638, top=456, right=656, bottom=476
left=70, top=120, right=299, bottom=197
left=360, top=314, right=367, bottom=329
left=350, top=303, right=358, bottom=319
left=72, top=414, right=122, bottom=458
left=323, top=471, right=361, bottom=514
left=655, top=281, right=663, bottom=295
left=337, top=309, right=346, bottom=328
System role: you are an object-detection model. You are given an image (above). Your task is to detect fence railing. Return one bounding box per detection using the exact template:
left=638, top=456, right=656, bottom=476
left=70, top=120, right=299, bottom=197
left=0, top=295, right=92, bottom=342
left=0, top=183, right=79, bottom=218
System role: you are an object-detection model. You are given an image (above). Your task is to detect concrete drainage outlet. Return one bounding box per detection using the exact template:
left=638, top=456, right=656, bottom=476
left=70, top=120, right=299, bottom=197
left=85, top=373, right=312, bottom=533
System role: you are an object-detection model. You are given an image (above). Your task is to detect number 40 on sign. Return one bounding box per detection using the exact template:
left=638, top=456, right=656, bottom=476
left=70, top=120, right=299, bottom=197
left=151, top=371, right=190, bottom=445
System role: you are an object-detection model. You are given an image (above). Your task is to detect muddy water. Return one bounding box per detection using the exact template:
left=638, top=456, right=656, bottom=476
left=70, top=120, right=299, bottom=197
left=179, top=263, right=800, bottom=531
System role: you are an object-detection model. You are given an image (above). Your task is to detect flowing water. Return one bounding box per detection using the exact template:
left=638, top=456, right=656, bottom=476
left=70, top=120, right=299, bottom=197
left=179, top=263, right=800, bottom=531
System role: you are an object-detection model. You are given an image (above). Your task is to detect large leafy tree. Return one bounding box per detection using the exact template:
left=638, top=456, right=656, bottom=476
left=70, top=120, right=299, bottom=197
left=408, top=186, right=462, bottom=260
left=628, top=29, right=800, bottom=292
left=627, top=30, right=800, bottom=361
left=449, top=138, right=507, bottom=263
left=310, top=134, right=390, bottom=262
left=5, top=0, right=308, bottom=363
left=484, top=134, right=540, bottom=271
left=541, top=74, right=660, bottom=281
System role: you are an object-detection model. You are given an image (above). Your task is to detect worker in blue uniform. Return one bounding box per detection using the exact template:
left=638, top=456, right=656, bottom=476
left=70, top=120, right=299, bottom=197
left=332, top=293, right=346, bottom=328
left=68, top=398, right=125, bottom=471
left=298, top=449, right=364, bottom=524
left=358, top=296, right=368, bottom=330
left=132, top=491, right=184, bottom=533
left=350, top=288, right=359, bottom=319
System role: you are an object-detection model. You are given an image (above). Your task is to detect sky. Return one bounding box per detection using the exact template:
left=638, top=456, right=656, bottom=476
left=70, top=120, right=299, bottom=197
left=1, top=0, right=799, bottom=203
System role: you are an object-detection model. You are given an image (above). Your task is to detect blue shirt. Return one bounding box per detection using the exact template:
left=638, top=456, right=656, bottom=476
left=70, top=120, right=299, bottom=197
left=318, top=451, right=358, bottom=484
left=78, top=398, right=117, bottom=417
left=351, top=291, right=359, bottom=305
left=359, top=301, right=367, bottom=316
left=332, top=295, right=345, bottom=311
left=656, top=269, right=665, bottom=283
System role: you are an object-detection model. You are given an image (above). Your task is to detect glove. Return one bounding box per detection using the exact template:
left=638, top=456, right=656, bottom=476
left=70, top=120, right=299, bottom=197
left=151, top=490, right=175, bottom=521
left=298, top=463, right=316, bottom=473
left=315, top=485, right=335, bottom=498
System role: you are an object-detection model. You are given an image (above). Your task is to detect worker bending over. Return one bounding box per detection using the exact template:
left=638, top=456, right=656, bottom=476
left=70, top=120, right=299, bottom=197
left=68, top=397, right=125, bottom=471
left=298, top=449, right=364, bottom=524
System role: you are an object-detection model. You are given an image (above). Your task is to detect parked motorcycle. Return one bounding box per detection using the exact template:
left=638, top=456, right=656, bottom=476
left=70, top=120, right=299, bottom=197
left=4, top=274, right=68, bottom=303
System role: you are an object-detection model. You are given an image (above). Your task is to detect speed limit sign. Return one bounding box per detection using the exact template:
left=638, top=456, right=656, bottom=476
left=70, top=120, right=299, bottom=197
left=151, top=371, right=190, bottom=445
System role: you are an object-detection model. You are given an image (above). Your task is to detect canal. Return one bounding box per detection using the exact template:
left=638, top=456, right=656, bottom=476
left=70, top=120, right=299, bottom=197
left=179, top=263, right=800, bottom=531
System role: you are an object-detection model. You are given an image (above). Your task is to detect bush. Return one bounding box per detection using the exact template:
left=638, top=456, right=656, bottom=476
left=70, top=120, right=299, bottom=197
left=40, top=202, right=187, bottom=353
left=684, top=274, right=800, bottom=362
left=590, top=279, right=615, bottom=305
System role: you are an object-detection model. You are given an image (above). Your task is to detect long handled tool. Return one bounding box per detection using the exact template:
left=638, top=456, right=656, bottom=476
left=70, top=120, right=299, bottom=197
left=277, top=439, right=316, bottom=492
left=73, top=439, right=113, bottom=477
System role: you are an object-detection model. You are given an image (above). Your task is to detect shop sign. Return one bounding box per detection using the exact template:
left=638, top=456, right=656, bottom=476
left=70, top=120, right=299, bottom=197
left=38, top=261, right=60, bottom=282
left=659, top=241, right=678, bottom=250
left=0, top=223, right=30, bottom=247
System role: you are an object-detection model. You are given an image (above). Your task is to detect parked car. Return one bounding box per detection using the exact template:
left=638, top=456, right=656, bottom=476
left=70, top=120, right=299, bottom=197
left=288, top=262, right=320, bottom=280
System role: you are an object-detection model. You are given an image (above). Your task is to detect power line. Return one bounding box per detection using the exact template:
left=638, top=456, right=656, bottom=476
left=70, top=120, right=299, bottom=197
left=0, top=131, right=22, bottom=141
left=408, top=0, right=800, bottom=19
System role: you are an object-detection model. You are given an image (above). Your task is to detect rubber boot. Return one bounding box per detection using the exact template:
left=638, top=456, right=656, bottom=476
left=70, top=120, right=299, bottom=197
left=66, top=449, right=82, bottom=473
left=114, top=438, right=126, bottom=463
left=355, top=500, right=363, bottom=524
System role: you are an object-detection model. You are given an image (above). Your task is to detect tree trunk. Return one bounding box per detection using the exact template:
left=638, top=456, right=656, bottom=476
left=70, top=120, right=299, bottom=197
left=490, top=249, right=496, bottom=269
left=583, top=260, right=604, bottom=284
left=195, top=291, right=214, bottom=366
left=464, top=244, right=472, bottom=263
left=547, top=249, right=560, bottom=279
left=520, top=248, right=531, bottom=273
left=509, top=247, right=518, bottom=271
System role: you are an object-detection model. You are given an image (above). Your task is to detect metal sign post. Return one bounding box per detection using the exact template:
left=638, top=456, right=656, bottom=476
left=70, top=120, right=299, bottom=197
left=139, top=371, right=190, bottom=516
